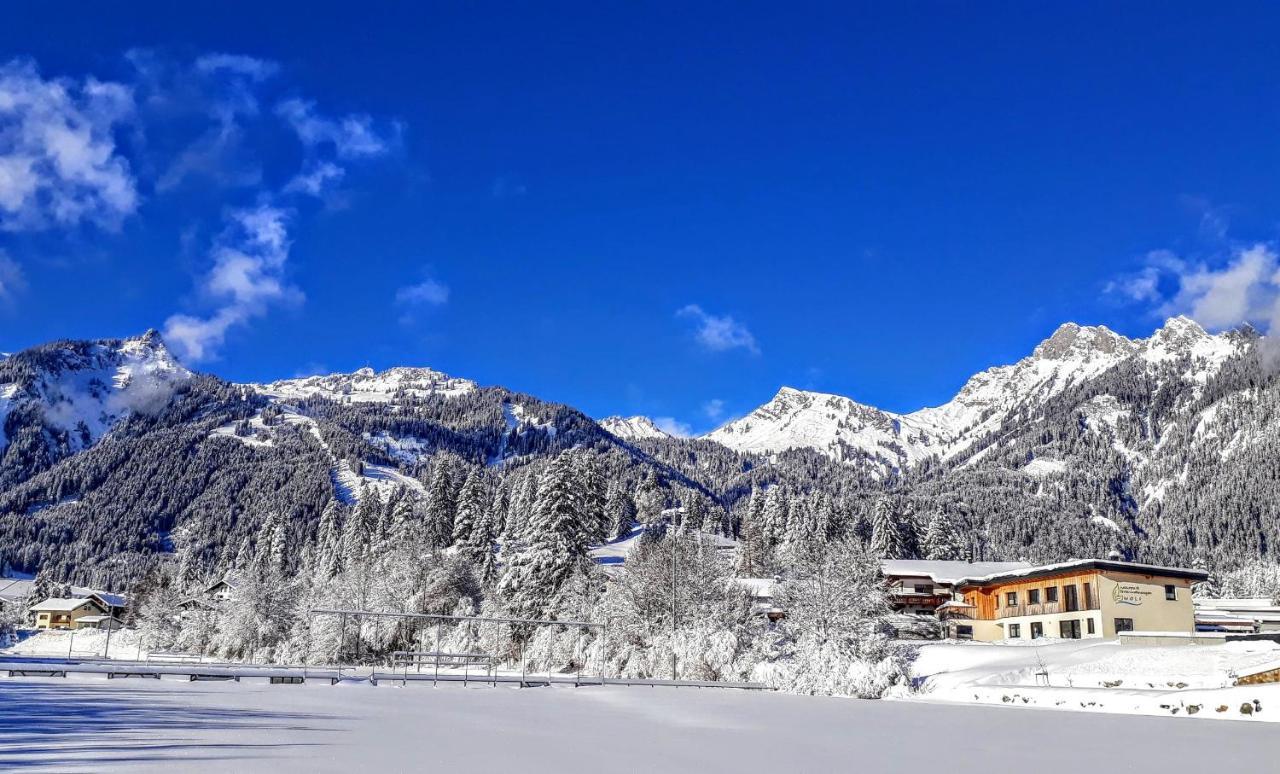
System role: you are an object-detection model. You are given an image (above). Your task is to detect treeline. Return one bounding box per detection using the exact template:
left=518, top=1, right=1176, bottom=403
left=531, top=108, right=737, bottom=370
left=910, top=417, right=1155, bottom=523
left=132, top=448, right=911, bottom=697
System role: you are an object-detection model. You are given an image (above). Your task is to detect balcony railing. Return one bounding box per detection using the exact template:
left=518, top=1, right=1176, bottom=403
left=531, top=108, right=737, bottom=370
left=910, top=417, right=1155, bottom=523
left=940, top=596, right=1102, bottom=622
left=993, top=598, right=1100, bottom=620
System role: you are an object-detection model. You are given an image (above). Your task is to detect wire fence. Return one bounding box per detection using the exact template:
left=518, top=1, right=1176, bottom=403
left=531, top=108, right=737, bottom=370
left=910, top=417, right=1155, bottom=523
left=304, top=608, right=608, bottom=683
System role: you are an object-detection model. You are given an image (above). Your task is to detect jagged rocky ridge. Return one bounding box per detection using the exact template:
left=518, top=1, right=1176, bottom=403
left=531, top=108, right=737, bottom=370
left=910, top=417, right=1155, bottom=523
left=1, top=316, right=1278, bottom=589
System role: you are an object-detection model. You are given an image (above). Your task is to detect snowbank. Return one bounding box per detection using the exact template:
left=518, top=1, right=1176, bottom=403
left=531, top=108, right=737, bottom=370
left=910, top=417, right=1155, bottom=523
left=907, top=639, right=1280, bottom=720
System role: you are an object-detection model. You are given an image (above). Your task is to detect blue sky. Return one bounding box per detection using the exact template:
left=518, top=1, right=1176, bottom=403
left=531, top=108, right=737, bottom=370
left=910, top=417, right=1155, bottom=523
left=4, top=3, right=1280, bottom=433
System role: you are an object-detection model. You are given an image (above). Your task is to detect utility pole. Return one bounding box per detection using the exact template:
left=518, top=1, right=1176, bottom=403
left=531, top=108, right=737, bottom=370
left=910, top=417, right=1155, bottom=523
left=670, top=528, right=678, bottom=681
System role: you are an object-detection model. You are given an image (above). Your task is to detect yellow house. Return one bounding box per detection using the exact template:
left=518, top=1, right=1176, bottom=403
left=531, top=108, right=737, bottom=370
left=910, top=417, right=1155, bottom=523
left=941, top=560, right=1207, bottom=642
left=29, top=597, right=110, bottom=630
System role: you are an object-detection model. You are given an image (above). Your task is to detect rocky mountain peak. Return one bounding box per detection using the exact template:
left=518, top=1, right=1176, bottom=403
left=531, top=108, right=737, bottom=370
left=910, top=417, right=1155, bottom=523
left=1148, top=315, right=1209, bottom=348
left=1032, top=322, right=1134, bottom=362
left=600, top=415, right=671, bottom=440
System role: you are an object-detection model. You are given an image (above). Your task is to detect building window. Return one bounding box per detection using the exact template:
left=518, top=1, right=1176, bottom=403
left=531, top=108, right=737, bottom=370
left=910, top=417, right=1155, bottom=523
left=914, top=584, right=932, bottom=594
left=1059, top=620, right=1081, bottom=639
left=1087, top=618, right=1095, bottom=635
left=1165, top=585, right=1176, bottom=601
left=1028, top=588, right=1040, bottom=605
left=1008, top=623, right=1021, bottom=639
left=1030, top=622, right=1043, bottom=639
left=1063, top=584, right=1080, bottom=612
left=1045, top=586, right=1059, bottom=603
left=1006, top=591, right=1018, bottom=607
left=955, top=625, right=973, bottom=640
left=1115, top=618, right=1134, bottom=633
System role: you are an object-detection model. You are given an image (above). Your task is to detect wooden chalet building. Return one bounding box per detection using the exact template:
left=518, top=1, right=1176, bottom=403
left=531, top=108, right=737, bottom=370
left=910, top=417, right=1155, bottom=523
left=939, top=560, right=1208, bottom=641
left=880, top=560, right=1032, bottom=615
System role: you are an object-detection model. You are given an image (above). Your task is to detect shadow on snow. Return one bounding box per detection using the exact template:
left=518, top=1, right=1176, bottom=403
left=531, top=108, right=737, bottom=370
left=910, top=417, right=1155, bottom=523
left=0, top=681, right=334, bottom=768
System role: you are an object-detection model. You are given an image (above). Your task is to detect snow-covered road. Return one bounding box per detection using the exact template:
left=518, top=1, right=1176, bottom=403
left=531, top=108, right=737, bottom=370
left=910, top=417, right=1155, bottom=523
left=0, top=678, right=1275, bottom=772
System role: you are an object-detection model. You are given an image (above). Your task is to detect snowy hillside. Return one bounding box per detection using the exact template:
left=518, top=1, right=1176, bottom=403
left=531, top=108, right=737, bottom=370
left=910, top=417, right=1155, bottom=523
left=0, top=330, right=191, bottom=456
left=600, top=415, right=672, bottom=440
left=707, top=316, right=1243, bottom=472
left=253, top=366, right=476, bottom=404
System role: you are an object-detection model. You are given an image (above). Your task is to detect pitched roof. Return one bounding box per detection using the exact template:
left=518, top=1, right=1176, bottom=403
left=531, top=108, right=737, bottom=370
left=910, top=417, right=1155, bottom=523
left=29, top=597, right=102, bottom=612
left=880, top=560, right=1033, bottom=585
left=953, top=559, right=1209, bottom=588
left=0, top=577, right=128, bottom=607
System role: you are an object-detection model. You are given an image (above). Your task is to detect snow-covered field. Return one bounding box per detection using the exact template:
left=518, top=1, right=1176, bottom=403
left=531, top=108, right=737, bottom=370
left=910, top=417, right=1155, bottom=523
left=907, top=638, right=1280, bottom=720
left=4, top=629, right=148, bottom=661
left=0, top=678, right=1276, bottom=772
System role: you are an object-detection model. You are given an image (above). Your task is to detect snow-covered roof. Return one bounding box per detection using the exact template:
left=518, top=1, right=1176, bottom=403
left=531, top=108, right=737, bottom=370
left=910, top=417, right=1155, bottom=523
left=880, top=560, right=1033, bottom=585
left=953, top=559, right=1209, bottom=588
left=1195, top=598, right=1280, bottom=612
left=29, top=597, right=101, bottom=612
left=0, top=577, right=128, bottom=606
left=1194, top=610, right=1257, bottom=624
left=732, top=577, right=777, bottom=598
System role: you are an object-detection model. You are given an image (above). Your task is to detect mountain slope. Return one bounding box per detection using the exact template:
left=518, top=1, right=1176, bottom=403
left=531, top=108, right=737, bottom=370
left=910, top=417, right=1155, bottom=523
left=706, top=317, right=1243, bottom=475
left=1, top=316, right=1278, bottom=589
left=0, top=330, right=193, bottom=488
left=600, top=415, right=672, bottom=441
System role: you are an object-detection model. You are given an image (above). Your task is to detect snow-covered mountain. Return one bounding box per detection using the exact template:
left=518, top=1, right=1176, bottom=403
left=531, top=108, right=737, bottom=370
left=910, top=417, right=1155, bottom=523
left=0, top=330, right=191, bottom=456
left=600, top=415, right=672, bottom=441
left=3, top=315, right=1276, bottom=587
left=706, top=317, right=1244, bottom=471
left=253, top=366, right=476, bottom=404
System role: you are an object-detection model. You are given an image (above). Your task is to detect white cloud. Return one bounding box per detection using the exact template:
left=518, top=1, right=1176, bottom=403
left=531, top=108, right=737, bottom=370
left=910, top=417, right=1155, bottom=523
left=163, top=203, right=301, bottom=362
left=194, top=53, right=279, bottom=82
left=0, top=251, right=25, bottom=305
left=1162, top=245, right=1279, bottom=331
left=396, top=277, right=449, bottom=307
left=677, top=304, right=760, bottom=354
left=0, top=59, right=137, bottom=231
left=653, top=416, right=693, bottom=437
left=702, top=398, right=725, bottom=421
left=276, top=98, right=398, bottom=160
left=1111, top=244, right=1280, bottom=335
left=139, top=50, right=277, bottom=193
left=284, top=160, right=345, bottom=197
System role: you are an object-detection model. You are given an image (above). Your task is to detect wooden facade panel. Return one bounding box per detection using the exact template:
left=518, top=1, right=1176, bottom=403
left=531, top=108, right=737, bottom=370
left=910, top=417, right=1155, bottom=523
left=1236, top=667, right=1280, bottom=686
left=962, top=570, right=1102, bottom=621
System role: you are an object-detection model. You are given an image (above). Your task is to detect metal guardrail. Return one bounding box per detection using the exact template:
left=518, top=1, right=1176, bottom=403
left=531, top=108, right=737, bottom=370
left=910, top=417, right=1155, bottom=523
left=1, top=656, right=768, bottom=691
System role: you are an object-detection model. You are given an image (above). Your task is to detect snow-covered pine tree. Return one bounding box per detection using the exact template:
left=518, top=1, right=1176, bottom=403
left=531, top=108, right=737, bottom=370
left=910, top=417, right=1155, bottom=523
left=503, top=475, right=537, bottom=543
left=254, top=510, right=289, bottom=578
left=574, top=452, right=608, bottom=544
left=489, top=481, right=510, bottom=539
left=682, top=490, right=708, bottom=532
left=869, top=496, right=911, bottom=559
left=387, top=488, right=420, bottom=546
left=634, top=470, right=665, bottom=527
left=341, top=488, right=380, bottom=563
left=452, top=467, right=489, bottom=549
left=605, top=480, right=636, bottom=540
left=498, top=452, right=591, bottom=620
left=424, top=458, right=459, bottom=549
left=922, top=508, right=966, bottom=561
left=734, top=487, right=766, bottom=576
left=760, top=485, right=790, bottom=559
